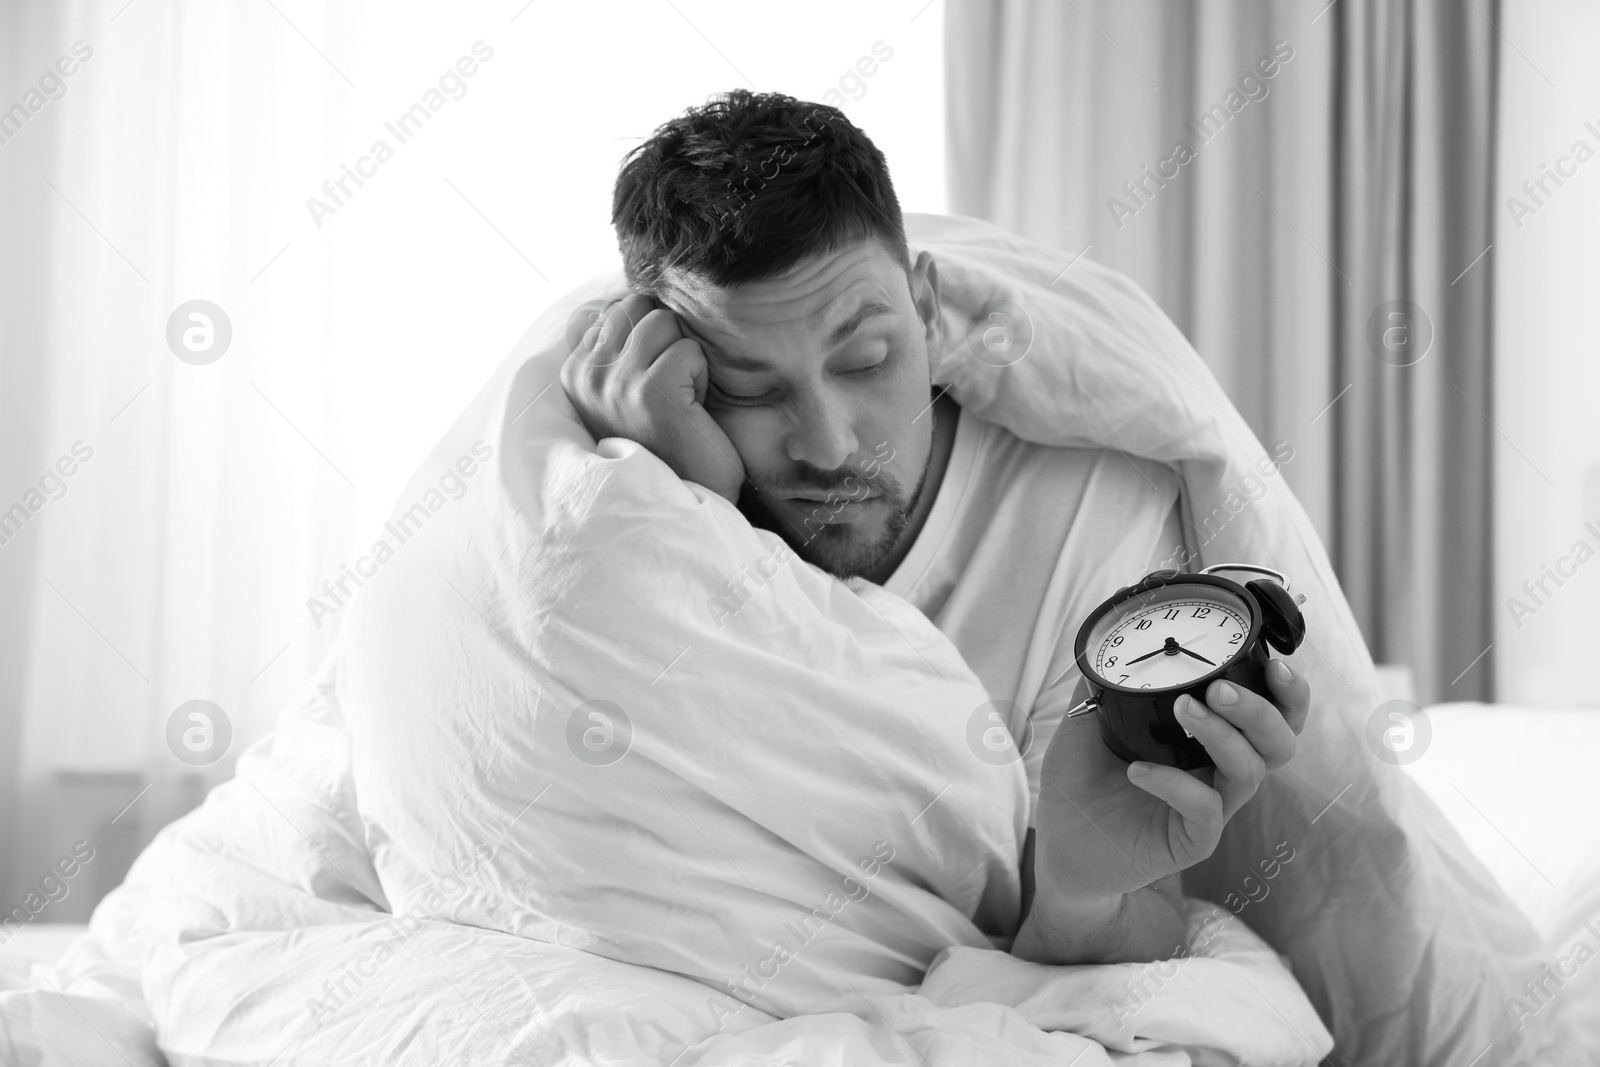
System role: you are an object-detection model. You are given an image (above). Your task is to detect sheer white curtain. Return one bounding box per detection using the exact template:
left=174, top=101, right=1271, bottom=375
left=1, top=0, right=361, bottom=913
left=1, top=0, right=945, bottom=917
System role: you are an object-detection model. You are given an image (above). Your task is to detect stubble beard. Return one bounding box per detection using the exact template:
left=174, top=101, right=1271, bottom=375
left=737, top=460, right=930, bottom=580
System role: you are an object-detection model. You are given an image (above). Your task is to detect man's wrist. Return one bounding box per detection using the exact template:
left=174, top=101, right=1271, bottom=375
left=1012, top=888, right=1126, bottom=965
left=1013, top=881, right=1188, bottom=965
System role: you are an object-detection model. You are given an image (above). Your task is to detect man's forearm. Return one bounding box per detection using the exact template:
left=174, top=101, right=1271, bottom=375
left=1011, top=882, right=1189, bottom=965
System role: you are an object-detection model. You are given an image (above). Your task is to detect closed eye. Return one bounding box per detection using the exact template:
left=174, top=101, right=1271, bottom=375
left=706, top=354, right=888, bottom=407
left=706, top=379, right=775, bottom=407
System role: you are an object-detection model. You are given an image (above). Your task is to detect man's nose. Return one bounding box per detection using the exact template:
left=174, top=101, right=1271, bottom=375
left=785, top=390, right=860, bottom=472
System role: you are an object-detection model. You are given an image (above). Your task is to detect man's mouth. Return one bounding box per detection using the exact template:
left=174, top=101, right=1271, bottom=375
left=781, top=489, right=884, bottom=526
left=784, top=490, right=882, bottom=505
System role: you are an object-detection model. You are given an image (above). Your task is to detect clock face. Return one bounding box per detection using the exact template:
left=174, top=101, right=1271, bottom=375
left=1085, top=584, right=1253, bottom=691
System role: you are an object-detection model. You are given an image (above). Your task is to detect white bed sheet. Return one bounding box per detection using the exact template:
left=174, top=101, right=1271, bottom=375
left=1401, top=702, right=1600, bottom=938
left=1, top=925, right=86, bottom=967
left=2, top=710, right=1597, bottom=1067
left=7, top=707, right=1595, bottom=962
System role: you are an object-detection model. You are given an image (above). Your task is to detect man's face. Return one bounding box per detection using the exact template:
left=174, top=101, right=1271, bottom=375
left=658, top=238, right=942, bottom=578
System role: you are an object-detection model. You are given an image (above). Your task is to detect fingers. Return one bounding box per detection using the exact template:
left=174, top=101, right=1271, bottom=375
left=1115, top=664, right=1310, bottom=874
left=652, top=335, right=710, bottom=407
left=564, top=299, right=687, bottom=413
left=1125, top=760, right=1223, bottom=863
left=616, top=306, right=684, bottom=375
left=1171, top=693, right=1263, bottom=819
left=1128, top=666, right=1308, bottom=836
left=560, top=295, right=677, bottom=442
left=573, top=294, right=652, bottom=368
left=1200, top=675, right=1299, bottom=770
left=1264, top=658, right=1311, bottom=735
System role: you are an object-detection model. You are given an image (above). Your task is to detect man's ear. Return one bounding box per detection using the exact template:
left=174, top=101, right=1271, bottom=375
left=909, top=250, right=943, bottom=364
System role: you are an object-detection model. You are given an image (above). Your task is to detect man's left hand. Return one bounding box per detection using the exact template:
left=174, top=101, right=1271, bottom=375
left=1030, top=660, right=1311, bottom=911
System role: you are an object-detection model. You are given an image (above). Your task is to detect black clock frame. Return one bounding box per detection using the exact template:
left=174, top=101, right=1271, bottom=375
left=1072, top=569, right=1304, bottom=770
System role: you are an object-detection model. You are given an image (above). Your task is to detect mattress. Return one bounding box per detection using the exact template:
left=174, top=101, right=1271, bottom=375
left=0, top=924, right=86, bottom=967
left=8, top=702, right=1593, bottom=969
left=1399, top=702, right=1600, bottom=937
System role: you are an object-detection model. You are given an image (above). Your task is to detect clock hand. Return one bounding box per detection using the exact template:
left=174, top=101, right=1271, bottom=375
left=1124, top=645, right=1170, bottom=665
left=1175, top=645, right=1216, bottom=666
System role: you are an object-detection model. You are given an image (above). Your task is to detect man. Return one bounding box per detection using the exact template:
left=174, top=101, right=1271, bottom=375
left=561, top=90, right=1310, bottom=967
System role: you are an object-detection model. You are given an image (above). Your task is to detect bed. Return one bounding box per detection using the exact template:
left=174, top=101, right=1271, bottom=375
left=4, top=216, right=1591, bottom=1064
left=1398, top=702, right=1600, bottom=938
left=6, top=701, right=1593, bottom=1055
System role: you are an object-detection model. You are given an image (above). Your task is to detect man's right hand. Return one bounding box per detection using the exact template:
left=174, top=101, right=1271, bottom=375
left=559, top=293, right=746, bottom=503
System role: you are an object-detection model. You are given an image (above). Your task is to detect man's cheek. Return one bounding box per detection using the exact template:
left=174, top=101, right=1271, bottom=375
left=880, top=388, right=935, bottom=490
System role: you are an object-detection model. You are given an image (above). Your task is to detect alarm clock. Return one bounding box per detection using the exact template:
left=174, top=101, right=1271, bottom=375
left=1066, top=564, right=1307, bottom=770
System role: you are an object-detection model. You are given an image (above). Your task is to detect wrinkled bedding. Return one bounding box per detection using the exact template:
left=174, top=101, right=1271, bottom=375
left=7, top=649, right=1327, bottom=1066
left=3, top=213, right=1577, bottom=1065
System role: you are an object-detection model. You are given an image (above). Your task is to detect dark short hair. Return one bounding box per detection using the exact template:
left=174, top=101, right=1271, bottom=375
left=612, top=90, right=910, bottom=294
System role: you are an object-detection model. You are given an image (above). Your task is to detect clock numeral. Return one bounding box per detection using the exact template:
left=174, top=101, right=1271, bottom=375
left=1163, top=608, right=1181, bottom=620
left=1140, top=683, right=1152, bottom=688
left=1111, top=635, right=1124, bottom=646
left=1118, top=674, right=1129, bottom=682
left=1192, top=606, right=1211, bottom=618
left=1105, top=656, right=1118, bottom=668
left=1135, top=619, right=1153, bottom=630
left=1229, top=632, right=1243, bottom=644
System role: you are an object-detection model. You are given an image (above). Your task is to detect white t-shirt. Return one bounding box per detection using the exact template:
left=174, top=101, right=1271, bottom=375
left=882, top=403, right=1183, bottom=825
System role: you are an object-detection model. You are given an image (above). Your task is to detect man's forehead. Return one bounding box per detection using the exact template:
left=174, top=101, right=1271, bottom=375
left=659, top=241, right=905, bottom=347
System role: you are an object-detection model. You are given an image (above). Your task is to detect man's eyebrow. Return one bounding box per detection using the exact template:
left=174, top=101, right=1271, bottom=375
left=699, top=300, right=897, bottom=374
left=826, top=301, right=895, bottom=347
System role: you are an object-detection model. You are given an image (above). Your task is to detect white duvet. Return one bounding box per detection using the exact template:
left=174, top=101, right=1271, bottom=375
left=4, top=214, right=1573, bottom=1065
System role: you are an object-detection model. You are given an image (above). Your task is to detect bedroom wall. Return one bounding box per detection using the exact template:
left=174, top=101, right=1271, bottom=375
left=1493, top=0, right=1600, bottom=709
